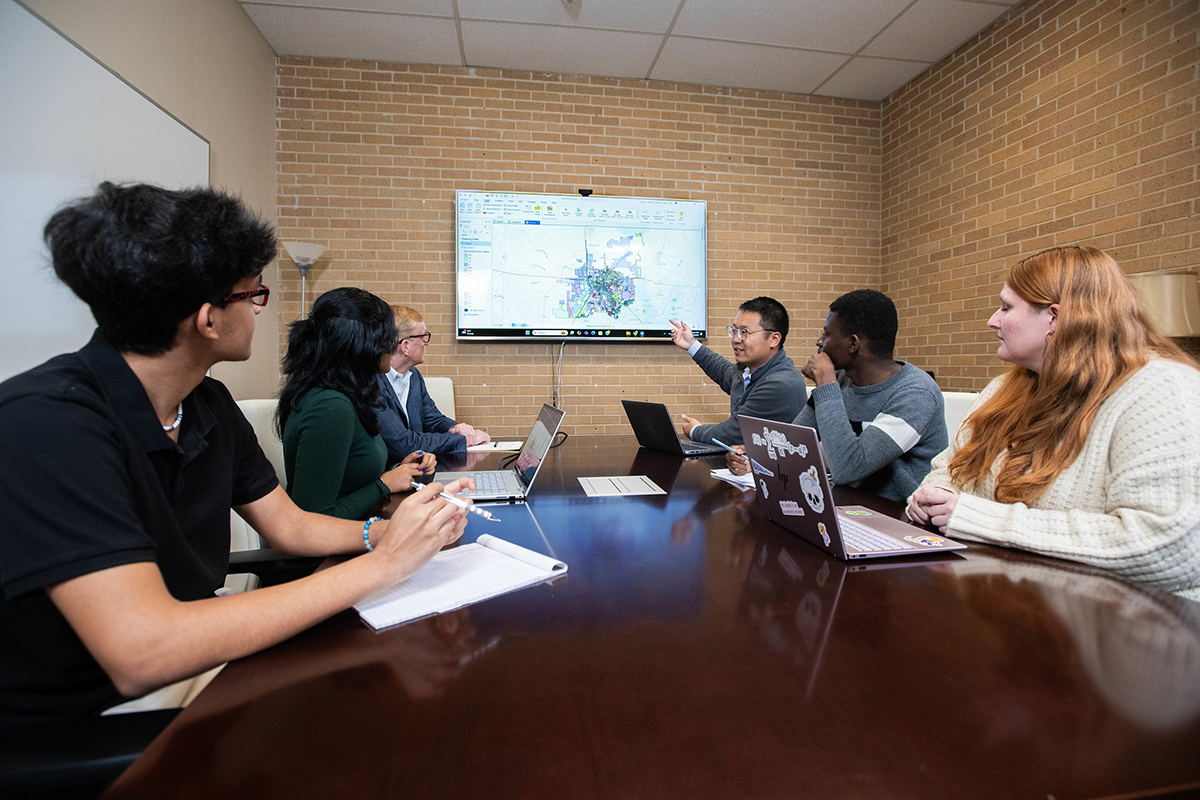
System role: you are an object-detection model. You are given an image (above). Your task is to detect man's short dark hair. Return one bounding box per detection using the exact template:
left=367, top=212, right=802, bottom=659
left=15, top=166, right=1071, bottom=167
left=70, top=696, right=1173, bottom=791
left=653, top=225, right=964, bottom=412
left=828, top=289, right=898, bottom=357
left=43, top=182, right=276, bottom=355
left=738, top=296, right=789, bottom=346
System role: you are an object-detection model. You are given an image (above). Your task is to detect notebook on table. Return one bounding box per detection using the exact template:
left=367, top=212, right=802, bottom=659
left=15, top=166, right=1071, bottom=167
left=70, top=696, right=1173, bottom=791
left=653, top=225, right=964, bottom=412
left=431, top=404, right=565, bottom=502
left=621, top=400, right=725, bottom=456
left=736, top=415, right=967, bottom=561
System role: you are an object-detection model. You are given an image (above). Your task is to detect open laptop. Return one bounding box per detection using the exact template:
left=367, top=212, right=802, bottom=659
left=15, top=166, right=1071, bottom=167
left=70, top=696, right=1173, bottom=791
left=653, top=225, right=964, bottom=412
left=622, top=400, right=725, bottom=456
left=431, top=404, right=565, bottom=502
left=736, top=415, right=967, bottom=561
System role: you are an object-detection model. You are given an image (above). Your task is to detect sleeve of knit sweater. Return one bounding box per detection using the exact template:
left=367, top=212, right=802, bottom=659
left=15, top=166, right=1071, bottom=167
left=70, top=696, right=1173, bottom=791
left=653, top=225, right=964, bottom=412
left=810, top=375, right=941, bottom=486
left=287, top=394, right=389, bottom=520
left=937, top=363, right=1200, bottom=598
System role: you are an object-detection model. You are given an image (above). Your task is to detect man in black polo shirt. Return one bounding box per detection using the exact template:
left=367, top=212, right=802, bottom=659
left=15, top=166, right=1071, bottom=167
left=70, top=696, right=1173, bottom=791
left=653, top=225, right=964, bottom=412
left=0, top=183, right=474, bottom=728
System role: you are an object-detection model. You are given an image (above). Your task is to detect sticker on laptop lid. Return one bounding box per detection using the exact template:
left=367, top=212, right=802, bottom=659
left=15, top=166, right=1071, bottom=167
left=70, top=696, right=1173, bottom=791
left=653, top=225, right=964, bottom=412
left=780, top=500, right=804, bottom=516
left=750, top=427, right=808, bottom=461
left=904, top=534, right=946, bottom=547
left=749, top=458, right=774, bottom=477
left=799, top=466, right=825, bottom=514
left=817, top=522, right=831, bottom=547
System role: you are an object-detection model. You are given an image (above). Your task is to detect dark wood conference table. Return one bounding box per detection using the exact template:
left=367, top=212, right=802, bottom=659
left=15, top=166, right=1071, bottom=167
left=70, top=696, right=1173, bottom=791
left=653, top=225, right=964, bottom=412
left=104, top=436, right=1200, bottom=799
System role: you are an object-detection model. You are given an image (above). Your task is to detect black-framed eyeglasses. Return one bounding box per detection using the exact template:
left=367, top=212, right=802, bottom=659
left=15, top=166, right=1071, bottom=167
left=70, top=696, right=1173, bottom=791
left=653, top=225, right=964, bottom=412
left=726, top=325, right=776, bottom=341
left=220, top=285, right=270, bottom=307
left=403, top=332, right=432, bottom=344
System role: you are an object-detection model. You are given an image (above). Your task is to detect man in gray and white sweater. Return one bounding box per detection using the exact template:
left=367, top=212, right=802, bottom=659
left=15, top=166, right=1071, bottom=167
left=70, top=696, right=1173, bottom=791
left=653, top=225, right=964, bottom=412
left=728, top=290, right=947, bottom=503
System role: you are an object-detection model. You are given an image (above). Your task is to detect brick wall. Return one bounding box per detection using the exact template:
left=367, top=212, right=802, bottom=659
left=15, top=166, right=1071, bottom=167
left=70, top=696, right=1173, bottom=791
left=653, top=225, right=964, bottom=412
left=274, top=0, right=1199, bottom=434
left=276, top=65, right=880, bottom=437
left=882, top=0, right=1200, bottom=391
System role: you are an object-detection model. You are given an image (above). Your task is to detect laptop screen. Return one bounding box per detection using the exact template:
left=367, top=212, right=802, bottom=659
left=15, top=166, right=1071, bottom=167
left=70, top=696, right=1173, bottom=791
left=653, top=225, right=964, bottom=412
left=515, top=404, right=566, bottom=490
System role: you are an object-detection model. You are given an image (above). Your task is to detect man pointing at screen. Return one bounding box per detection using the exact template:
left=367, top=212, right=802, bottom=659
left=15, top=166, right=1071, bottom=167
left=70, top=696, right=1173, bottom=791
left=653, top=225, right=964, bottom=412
left=669, top=296, right=807, bottom=445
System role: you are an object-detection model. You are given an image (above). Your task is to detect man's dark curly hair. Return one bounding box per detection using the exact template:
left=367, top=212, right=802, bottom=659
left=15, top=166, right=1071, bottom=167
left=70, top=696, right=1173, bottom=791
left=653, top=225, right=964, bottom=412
left=44, top=182, right=276, bottom=354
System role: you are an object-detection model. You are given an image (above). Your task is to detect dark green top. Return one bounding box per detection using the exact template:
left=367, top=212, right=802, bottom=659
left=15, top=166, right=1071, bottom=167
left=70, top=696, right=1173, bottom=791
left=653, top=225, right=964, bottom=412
left=282, top=388, right=389, bottom=520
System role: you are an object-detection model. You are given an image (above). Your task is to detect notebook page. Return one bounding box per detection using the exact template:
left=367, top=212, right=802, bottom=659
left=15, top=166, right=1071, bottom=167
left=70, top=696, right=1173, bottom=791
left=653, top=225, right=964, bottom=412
left=354, top=541, right=566, bottom=631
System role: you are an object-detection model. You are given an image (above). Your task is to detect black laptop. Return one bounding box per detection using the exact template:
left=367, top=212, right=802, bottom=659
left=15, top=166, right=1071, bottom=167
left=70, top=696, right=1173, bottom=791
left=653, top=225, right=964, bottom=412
left=621, top=400, right=725, bottom=457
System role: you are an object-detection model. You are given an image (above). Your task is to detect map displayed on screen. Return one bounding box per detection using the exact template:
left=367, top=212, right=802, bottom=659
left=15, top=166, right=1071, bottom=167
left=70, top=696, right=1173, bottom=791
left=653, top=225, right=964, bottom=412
left=456, top=191, right=707, bottom=342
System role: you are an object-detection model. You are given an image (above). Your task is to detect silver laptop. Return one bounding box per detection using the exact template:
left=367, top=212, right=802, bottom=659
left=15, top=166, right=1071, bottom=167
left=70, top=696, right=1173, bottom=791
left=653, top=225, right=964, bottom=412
left=736, top=415, right=966, bottom=560
left=432, top=404, right=565, bottom=502
left=621, top=400, right=725, bottom=456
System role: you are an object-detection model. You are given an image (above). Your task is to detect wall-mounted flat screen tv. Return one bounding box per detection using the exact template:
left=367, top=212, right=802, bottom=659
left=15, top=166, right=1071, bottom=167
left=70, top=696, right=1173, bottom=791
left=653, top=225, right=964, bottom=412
left=455, top=190, right=707, bottom=342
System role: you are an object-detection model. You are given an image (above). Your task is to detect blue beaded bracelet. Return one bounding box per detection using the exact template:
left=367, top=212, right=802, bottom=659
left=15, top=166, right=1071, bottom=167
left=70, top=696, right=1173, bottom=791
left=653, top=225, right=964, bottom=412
left=362, top=516, right=381, bottom=552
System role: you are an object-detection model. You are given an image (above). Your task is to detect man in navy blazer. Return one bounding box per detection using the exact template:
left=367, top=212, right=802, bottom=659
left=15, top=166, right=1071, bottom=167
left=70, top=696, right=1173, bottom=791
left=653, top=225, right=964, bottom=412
left=375, top=305, right=490, bottom=463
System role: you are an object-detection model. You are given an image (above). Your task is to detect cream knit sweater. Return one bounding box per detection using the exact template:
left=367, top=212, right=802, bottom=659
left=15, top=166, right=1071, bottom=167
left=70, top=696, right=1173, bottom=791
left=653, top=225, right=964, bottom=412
left=915, top=359, right=1200, bottom=602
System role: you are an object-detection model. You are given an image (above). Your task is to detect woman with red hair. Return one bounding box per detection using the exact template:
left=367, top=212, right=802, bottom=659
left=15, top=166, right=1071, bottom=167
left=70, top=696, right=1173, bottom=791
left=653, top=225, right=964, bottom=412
left=908, top=245, right=1200, bottom=600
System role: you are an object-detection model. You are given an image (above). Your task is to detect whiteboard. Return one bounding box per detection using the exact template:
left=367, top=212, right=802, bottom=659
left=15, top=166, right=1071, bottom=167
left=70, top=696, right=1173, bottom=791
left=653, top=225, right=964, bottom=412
left=0, top=0, right=210, bottom=381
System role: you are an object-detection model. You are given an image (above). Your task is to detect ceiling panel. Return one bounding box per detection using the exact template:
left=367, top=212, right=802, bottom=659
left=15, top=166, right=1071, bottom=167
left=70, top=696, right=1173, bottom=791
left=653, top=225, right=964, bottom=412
left=864, top=0, right=1015, bottom=62
left=672, top=0, right=912, bottom=53
left=652, top=37, right=850, bottom=95
left=244, top=5, right=460, bottom=63
left=250, top=0, right=453, bottom=15
left=814, top=55, right=934, bottom=101
left=457, top=0, right=680, bottom=32
left=461, top=21, right=663, bottom=79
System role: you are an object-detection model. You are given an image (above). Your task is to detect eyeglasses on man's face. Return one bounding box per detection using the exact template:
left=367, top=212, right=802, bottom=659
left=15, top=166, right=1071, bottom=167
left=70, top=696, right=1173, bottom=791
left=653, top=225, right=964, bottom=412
left=220, top=285, right=270, bottom=307
left=404, top=331, right=432, bottom=344
left=726, top=325, right=776, bottom=341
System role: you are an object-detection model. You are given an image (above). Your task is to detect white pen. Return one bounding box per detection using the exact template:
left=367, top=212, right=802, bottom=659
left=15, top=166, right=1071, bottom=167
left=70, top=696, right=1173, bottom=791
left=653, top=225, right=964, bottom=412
left=410, top=479, right=501, bottom=522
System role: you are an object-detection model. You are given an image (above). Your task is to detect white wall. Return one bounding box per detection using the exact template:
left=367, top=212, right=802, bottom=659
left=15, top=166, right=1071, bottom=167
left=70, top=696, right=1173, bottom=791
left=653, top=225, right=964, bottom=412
left=20, top=0, right=281, bottom=399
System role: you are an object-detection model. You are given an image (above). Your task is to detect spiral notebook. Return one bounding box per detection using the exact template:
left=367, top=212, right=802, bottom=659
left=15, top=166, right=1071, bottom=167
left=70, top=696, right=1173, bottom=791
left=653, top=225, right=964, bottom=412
left=354, top=535, right=568, bottom=631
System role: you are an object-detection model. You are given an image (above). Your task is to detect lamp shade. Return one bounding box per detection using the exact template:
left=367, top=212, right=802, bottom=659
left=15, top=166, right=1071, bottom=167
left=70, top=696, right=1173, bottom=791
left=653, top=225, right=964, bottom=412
left=1126, top=271, right=1200, bottom=337
left=281, top=241, right=326, bottom=269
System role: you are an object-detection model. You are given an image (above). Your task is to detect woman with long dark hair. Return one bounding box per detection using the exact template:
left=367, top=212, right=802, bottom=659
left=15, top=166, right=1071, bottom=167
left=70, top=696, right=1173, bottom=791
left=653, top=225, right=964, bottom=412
left=279, top=287, right=434, bottom=519
left=908, top=246, right=1200, bottom=599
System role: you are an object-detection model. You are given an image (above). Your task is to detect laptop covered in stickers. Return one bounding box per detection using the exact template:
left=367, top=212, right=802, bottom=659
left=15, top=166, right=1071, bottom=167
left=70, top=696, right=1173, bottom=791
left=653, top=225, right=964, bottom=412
left=736, top=415, right=967, bottom=561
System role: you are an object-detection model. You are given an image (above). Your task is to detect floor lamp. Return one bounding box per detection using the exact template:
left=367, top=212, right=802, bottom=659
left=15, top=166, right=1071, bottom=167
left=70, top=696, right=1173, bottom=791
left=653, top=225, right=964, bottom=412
left=280, top=242, right=326, bottom=318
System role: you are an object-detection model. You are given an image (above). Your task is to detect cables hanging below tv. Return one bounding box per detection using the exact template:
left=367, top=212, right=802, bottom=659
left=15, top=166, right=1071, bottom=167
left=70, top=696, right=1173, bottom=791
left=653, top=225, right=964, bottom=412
left=455, top=190, right=707, bottom=343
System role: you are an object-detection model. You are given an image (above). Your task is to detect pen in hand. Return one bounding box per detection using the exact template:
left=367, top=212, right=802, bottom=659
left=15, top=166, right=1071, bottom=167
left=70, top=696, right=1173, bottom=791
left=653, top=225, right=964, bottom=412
left=711, top=438, right=746, bottom=462
left=410, top=479, right=501, bottom=522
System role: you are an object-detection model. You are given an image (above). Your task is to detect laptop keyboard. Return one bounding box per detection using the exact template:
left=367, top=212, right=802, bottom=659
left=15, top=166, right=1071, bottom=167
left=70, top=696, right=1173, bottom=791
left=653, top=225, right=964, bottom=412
left=837, top=515, right=917, bottom=553
left=459, top=471, right=511, bottom=496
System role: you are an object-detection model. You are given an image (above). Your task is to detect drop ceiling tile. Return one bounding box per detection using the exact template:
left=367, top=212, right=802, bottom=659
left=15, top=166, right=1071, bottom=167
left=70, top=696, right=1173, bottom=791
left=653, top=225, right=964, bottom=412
left=243, top=5, right=460, bottom=63
left=243, top=0, right=452, bottom=15
left=457, top=0, right=678, bottom=32
left=460, top=21, right=662, bottom=78
left=864, top=0, right=1013, bottom=62
left=814, top=55, right=932, bottom=101
left=652, top=38, right=850, bottom=95
left=672, top=0, right=912, bottom=53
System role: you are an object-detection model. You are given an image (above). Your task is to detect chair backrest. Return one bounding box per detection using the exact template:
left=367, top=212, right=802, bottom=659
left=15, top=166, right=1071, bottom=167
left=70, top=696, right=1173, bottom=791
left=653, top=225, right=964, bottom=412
left=226, top=398, right=283, bottom=588
left=236, top=398, right=285, bottom=483
left=424, top=376, right=456, bottom=420
left=942, top=391, right=979, bottom=444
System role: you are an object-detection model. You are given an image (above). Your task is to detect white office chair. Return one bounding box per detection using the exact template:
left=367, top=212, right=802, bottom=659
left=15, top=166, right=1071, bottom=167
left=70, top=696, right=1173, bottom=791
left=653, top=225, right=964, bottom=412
left=942, top=391, right=979, bottom=444
left=225, top=398, right=284, bottom=593
left=423, top=376, right=456, bottom=420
